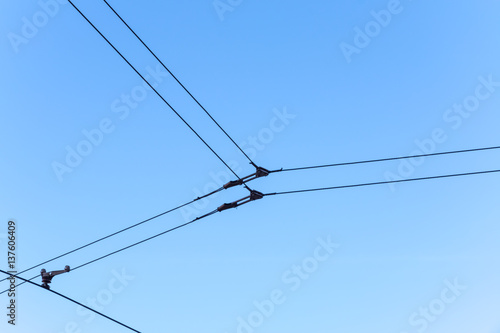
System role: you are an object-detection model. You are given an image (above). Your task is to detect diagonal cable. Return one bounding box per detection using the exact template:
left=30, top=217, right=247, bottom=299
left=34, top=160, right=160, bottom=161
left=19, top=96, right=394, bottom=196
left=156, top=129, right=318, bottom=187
left=1, top=209, right=219, bottom=294
left=0, top=163, right=272, bottom=288
left=72, top=209, right=218, bottom=271
left=103, top=0, right=256, bottom=166
left=67, top=0, right=247, bottom=186
left=0, top=269, right=140, bottom=332
left=0, top=187, right=223, bottom=285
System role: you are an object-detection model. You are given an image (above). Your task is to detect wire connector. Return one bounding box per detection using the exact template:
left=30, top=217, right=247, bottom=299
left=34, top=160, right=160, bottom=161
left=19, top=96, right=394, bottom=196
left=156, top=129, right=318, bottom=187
left=223, top=166, right=271, bottom=189
left=217, top=202, right=239, bottom=212
left=255, top=166, right=270, bottom=178
left=223, top=179, right=244, bottom=189
left=249, top=190, right=264, bottom=201
left=217, top=190, right=265, bottom=212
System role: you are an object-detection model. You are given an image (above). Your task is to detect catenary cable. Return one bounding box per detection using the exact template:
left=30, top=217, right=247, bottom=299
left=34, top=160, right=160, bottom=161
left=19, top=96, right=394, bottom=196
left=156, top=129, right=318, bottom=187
left=1, top=209, right=219, bottom=294
left=102, top=0, right=256, bottom=166
left=66, top=0, right=246, bottom=186
left=272, top=145, right=500, bottom=173
left=0, top=187, right=223, bottom=286
left=6, top=142, right=493, bottom=286
left=0, top=163, right=270, bottom=291
left=7, top=168, right=498, bottom=293
left=72, top=209, right=218, bottom=271
left=265, top=169, right=500, bottom=196
left=0, top=269, right=140, bottom=332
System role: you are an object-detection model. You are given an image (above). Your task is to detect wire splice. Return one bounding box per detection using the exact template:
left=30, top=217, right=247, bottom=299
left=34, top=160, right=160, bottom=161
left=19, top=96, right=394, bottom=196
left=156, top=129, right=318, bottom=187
left=217, top=190, right=265, bottom=212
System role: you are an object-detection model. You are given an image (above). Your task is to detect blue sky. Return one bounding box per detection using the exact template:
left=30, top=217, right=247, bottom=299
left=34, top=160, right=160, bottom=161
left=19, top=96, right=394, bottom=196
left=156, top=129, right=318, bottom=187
left=1, top=0, right=499, bottom=332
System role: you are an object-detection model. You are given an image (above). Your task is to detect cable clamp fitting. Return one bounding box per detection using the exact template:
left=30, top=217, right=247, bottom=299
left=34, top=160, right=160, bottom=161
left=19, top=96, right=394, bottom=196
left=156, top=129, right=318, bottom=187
left=217, top=190, right=265, bottom=212
left=217, top=202, right=239, bottom=212
left=249, top=189, right=264, bottom=201
left=223, top=179, right=244, bottom=189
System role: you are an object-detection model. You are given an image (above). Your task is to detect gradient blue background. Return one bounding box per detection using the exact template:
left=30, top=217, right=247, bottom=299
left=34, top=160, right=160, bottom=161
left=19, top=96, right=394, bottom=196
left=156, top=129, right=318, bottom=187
left=1, top=0, right=499, bottom=332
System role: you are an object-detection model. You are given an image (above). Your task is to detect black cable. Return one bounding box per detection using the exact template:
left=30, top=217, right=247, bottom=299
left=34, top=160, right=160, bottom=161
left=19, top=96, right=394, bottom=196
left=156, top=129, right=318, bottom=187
left=0, top=187, right=223, bottom=286
left=0, top=269, right=140, bottom=332
left=1, top=210, right=219, bottom=294
left=66, top=0, right=246, bottom=185
left=73, top=209, right=218, bottom=271
left=274, top=145, right=500, bottom=173
left=266, top=169, right=500, bottom=196
left=102, top=0, right=256, bottom=167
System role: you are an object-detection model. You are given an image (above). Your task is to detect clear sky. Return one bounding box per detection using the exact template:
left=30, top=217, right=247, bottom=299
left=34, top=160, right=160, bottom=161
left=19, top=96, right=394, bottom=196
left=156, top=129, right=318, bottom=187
left=1, top=0, right=499, bottom=332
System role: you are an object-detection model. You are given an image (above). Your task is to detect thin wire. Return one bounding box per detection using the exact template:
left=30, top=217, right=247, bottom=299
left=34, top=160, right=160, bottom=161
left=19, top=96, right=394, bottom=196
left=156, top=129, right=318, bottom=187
left=273, top=145, right=500, bottom=173
left=67, top=0, right=245, bottom=184
left=0, top=269, right=140, bottom=332
left=73, top=209, right=218, bottom=270
left=0, top=187, right=223, bottom=285
left=102, top=0, right=256, bottom=166
left=266, top=169, right=500, bottom=196
left=5, top=145, right=497, bottom=285
left=1, top=210, right=219, bottom=294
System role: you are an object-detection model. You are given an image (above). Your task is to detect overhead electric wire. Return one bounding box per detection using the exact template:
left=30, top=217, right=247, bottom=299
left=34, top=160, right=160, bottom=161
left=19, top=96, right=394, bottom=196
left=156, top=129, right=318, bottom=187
left=0, top=187, right=223, bottom=286
left=272, top=145, right=500, bottom=173
left=72, top=209, right=218, bottom=270
left=102, top=0, right=256, bottom=166
left=265, top=169, right=500, bottom=196
left=1, top=209, right=219, bottom=294
left=0, top=162, right=270, bottom=292
left=4, top=145, right=499, bottom=288
left=66, top=0, right=247, bottom=186
left=0, top=269, right=140, bottom=332
left=16, top=3, right=497, bottom=329
left=9, top=168, right=498, bottom=293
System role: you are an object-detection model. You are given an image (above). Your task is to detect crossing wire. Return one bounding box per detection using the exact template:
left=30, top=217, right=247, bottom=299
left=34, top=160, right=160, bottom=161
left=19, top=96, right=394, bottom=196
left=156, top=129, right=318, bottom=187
left=1, top=209, right=219, bottom=294
left=6, top=168, right=498, bottom=294
left=66, top=0, right=246, bottom=185
left=3, top=147, right=498, bottom=289
left=102, top=0, right=256, bottom=166
left=265, top=169, right=500, bottom=196
left=0, top=187, right=223, bottom=286
left=271, top=145, right=500, bottom=173
left=0, top=269, right=140, bottom=332
left=16, top=3, right=498, bottom=329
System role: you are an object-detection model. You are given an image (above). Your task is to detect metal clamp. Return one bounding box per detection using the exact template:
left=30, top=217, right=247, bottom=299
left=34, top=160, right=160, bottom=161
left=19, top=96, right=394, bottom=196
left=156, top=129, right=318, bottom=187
left=223, top=166, right=271, bottom=189
left=217, top=190, right=265, bottom=212
left=41, top=265, right=70, bottom=289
